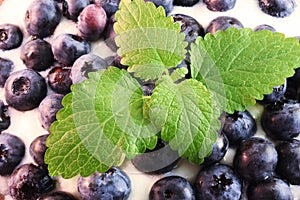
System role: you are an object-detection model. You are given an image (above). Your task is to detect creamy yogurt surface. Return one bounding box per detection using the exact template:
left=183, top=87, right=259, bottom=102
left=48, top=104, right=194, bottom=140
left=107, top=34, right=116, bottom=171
left=0, top=0, right=300, bottom=199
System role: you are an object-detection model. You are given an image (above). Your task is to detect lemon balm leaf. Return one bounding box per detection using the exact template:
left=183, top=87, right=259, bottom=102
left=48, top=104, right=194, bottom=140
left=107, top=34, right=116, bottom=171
left=190, top=28, right=300, bottom=113
left=150, top=77, right=219, bottom=164
left=46, top=67, right=158, bottom=178
left=114, top=0, right=187, bottom=80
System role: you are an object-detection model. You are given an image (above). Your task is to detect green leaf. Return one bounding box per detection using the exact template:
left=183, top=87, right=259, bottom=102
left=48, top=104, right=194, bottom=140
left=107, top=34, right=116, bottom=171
left=46, top=67, right=158, bottom=178
left=114, top=0, right=187, bottom=80
left=150, top=77, right=219, bottom=164
left=190, top=28, right=300, bottom=113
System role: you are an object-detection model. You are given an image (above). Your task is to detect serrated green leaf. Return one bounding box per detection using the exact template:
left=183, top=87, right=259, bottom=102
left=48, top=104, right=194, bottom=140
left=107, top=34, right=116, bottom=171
left=190, top=28, right=300, bottom=113
left=114, top=0, right=187, bottom=80
left=46, top=67, right=158, bottom=178
left=150, top=77, right=219, bottom=164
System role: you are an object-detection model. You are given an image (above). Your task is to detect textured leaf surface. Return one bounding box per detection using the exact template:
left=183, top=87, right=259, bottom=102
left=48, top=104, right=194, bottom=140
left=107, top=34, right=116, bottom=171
left=150, top=77, right=219, bottom=164
left=190, top=28, right=300, bottom=113
left=114, top=0, right=187, bottom=80
left=46, top=67, right=158, bottom=178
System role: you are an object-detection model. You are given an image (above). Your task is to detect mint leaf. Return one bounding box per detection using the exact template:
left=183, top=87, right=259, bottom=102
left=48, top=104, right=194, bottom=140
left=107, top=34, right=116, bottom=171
left=150, top=77, right=219, bottom=164
left=46, top=67, right=158, bottom=178
left=190, top=28, right=300, bottom=113
left=114, top=0, right=187, bottom=80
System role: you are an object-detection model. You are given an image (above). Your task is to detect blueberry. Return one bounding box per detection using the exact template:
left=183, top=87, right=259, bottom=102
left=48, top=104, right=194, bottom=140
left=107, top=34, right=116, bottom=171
left=220, top=110, right=257, bottom=145
left=131, top=139, right=180, bottom=174
left=172, top=14, right=205, bottom=45
left=39, top=93, right=64, bottom=130
left=276, top=139, right=300, bottom=185
left=52, top=33, right=90, bottom=65
left=247, top=177, right=293, bottom=200
left=9, top=163, right=55, bottom=200
left=78, top=167, right=131, bottom=200
left=4, top=69, right=47, bottom=111
left=93, top=0, right=120, bottom=18
left=253, top=24, right=276, bottom=32
left=38, top=191, right=77, bottom=200
left=204, top=0, right=236, bottom=12
left=0, top=133, right=25, bottom=176
left=71, top=54, right=108, bottom=84
left=259, top=80, right=287, bottom=104
left=103, top=15, right=117, bottom=52
left=141, top=81, right=155, bottom=96
left=0, top=24, right=23, bottom=50
left=261, top=100, right=300, bottom=140
left=29, top=134, right=49, bottom=166
left=24, top=0, right=61, bottom=38
left=62, top=0, right=90, bottom=21
left=149, top=176, right=195, bottom=200
left=233, top=137, right=278, bottom=183
left=202, top=132, right=229, bottom=166
left=173, top=0, right=199, bottom=7
left=0, top=100, right=10, bottom=131
left=77, top=4, right=107, bottom=41
left=206, top=16, right=243, bottom=34
left=20, top=38, right=54, bottom=71
left=194, top=163, right=242, bottom=200
left=47, top=66, right=72, bottom=95
left=0, top=57, right=14, bottom=87
left=258, top=0, right=296, bottom=18
left=145, top=0, right=173, bottom=15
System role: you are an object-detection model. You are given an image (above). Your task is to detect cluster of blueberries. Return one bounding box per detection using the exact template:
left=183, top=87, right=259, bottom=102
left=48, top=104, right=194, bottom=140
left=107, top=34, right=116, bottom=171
left=0, top=0, right=299, bottom=199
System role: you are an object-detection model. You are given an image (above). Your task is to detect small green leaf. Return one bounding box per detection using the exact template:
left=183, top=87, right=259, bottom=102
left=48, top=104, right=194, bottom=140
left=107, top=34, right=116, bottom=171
left=46, top=67, right=158, bottom=178
left=114, top=0, right=187, bottom=80
left=150, top=77, right=219, bottom=164
left=190, top=28, right=300, bottom=113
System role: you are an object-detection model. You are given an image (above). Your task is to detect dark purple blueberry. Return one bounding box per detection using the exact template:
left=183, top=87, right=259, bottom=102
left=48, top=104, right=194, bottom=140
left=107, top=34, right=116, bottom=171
left=220, top=110, right=257, bottom=145
left=0, top=133, right=25, bottom=175
left=29, top=134, right=49, bottom=167
left=253, top=24, right=276, bottom=32
left=38, top=191, right=77, bottom=200
left=131, top=139, right=180, bottom=174
left=194, top=163, right=242, bottom=200
left=142, top=81, right=155, bottom=96
left=259, top=80, right=287, bottom=104
left=0, top=24, right=23, bottom=50
left=103, top=14, right=117, bottom=52
left=39, top=93, right=64, bottom=130
left=276, top=139, right=300, bottom=185
left=9, top=163, right=55, bottom=200
left=4, top=69, right=47, bottom=111
left=52, top=33, right=90, bottom=66
left=202, top=132, right=229, bottom=166
left=204, top=0, right=236, bottom=12
left=206, top=16, right=243, bottom=34
left=247, top=177, right=293, bottom=200
left=78, top=167, right=131, bottom=200
left=261, top=100, right=300, bottom=140
left=145, top=0, right=173, bottom=14
left=258, top=0, right=296, bottom=18
left=62, top=0, right=90, bottom=21
left=173, top=0, right=199, bottom=7
left=20, top=38, right=54, bottom=71
left=71, top=54, right=107, bottom=84
left=172, top=14, right=205, bottom=45
left=77, top=4, right=107, bottom=41
left=149, top=176, right=195, bottom=200
left=107, top=55, right=128, bottom=70
left=47, top=66, right=72, bottom=95
left=24, top=0, right=61, bottom=38
left=233, top=137, right=278, bottom=183
left=0, top=57, right=13, bottom=87
left=93, top=0, right=120, bottom=18
left=0, top=100, right=10, bottom=131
